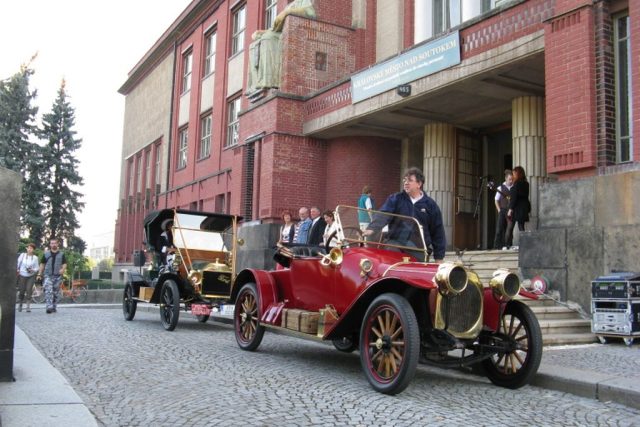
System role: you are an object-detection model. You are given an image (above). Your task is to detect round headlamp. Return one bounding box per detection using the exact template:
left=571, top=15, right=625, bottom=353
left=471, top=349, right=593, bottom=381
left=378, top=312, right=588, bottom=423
left=490, top=269, right=520, bottom=299
left=434, top=263, right=468, bottom=295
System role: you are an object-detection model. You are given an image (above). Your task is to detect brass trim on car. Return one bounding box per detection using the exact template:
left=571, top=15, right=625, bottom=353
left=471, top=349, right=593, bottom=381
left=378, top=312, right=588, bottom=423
left=489, top=269, right=520, bottom=299
left=433, top=270, right=484, bottom=339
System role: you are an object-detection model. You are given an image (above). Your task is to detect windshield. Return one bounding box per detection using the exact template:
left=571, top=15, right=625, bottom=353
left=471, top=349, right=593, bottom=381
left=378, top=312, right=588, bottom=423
left=334, top=205, right=429, bottom=262
left=173, top=213, right=231, bottom=252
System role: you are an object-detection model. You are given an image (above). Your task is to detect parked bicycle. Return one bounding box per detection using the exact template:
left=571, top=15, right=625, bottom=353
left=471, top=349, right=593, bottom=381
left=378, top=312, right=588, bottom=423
left=28, top=279, right=88, bottom=304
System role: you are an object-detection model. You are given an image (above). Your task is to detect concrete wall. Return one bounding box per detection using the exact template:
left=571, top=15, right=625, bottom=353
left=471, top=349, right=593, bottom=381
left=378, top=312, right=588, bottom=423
left=0, top=167, right=21, bottom=381
left=520, top=170, right=640, bottom=313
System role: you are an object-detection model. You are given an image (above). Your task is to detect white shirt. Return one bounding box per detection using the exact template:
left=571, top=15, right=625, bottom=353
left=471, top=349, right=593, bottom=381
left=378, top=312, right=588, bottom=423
left=323, top=222, right=339, bottom=247
left=495, top=182, right=513, bottom=201
left=17, top=253, right=39, bottom=277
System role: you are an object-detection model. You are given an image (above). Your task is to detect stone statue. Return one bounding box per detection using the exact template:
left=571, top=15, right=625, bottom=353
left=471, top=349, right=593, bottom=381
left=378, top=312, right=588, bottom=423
left=246, top=0, right=316, bottom=95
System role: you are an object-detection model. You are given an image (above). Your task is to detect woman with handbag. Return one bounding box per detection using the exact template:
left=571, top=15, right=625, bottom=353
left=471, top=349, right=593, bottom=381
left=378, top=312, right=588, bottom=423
left=17, top=243, right=39, bottom=312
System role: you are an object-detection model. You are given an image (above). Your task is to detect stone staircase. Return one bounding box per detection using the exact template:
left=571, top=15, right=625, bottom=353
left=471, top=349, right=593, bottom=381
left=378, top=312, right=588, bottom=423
left=444, top=249, right=596, bottom=346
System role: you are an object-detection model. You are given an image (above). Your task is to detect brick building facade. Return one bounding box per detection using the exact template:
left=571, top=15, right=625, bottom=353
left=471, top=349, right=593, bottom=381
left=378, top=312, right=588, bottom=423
left=114, top=0, right=638, bottom=310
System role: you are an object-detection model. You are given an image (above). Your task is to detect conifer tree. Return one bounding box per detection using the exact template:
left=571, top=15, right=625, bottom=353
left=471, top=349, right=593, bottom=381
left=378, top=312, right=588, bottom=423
left=0, top=60, right=47, bottom=244
left=40, top=80, right=84, bottom=244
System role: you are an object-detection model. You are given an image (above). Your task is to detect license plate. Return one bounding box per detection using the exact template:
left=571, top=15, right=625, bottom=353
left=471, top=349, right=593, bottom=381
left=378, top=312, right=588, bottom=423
left=220, top=304, right=235, bottom=316
left=192, top=304, right=212, bottom=316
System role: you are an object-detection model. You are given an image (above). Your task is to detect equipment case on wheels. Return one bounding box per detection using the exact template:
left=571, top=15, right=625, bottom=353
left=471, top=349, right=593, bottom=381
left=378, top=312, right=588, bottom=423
left=591, top=272, right=640, bottom=346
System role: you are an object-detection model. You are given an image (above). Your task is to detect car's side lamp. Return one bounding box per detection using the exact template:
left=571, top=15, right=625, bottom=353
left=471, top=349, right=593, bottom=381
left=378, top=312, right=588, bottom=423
left=359, top=258, right=373, bottom=277
left=321, top=247, right=343, bottom=267
left=489, top=269, right=520, bottom=299
left=237, top=238, right=245, bottom=246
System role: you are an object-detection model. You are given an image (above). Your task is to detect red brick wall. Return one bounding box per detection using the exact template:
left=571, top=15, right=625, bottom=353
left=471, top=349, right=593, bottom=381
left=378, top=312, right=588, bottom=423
left=545, top=1, right=597, bottom=176
left=594, top=1, right=616, bottom=166
left=280, top=16, right=357, bottom=96
left=314, top=0, right=352, bottom=28
left=325, top=137, right=401, bottom=210
left=631, top=1, right=640, bottom=162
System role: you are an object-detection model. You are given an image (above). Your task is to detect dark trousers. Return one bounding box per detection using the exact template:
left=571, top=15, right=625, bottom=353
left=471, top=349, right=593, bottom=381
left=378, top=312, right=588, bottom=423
left=494, top=209, right=512, bottom=249
left=504, top=218, right=525, bottom=248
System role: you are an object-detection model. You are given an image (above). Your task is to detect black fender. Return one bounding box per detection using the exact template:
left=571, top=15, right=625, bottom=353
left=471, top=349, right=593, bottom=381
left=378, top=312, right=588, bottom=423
left=151, top=272, right=187, bottom=304
left=327, top=278, right=430, bottom=340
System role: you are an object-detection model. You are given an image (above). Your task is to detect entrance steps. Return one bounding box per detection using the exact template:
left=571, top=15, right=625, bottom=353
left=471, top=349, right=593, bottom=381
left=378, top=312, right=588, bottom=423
left=444, top=249, right=597, bottom=346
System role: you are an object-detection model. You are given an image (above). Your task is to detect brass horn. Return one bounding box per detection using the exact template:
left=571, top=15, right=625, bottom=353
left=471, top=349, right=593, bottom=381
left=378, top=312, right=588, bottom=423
left=320, top=247, right=343, bottom=267
left=188, top=269, right=203, bottom=291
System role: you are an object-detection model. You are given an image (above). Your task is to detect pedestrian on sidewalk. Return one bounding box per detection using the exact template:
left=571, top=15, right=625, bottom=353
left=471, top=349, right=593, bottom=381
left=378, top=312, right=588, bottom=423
left=16, top=242, right=39, bottom=312
left=37, top=238, right=67, bottom=314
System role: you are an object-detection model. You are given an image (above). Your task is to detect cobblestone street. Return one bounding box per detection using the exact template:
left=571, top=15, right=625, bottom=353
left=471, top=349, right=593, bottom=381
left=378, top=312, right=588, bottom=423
left=16, top=308, right=640, bottom=427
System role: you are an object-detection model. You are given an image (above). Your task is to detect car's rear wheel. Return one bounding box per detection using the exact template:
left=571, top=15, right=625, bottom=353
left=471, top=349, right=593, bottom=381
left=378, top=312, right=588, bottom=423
left=159, top=280, right=180, bottom=331
left=359, top=293, right=419, bottom=395
left=482, top=301, right=542, bottom=389
left=234, top=283, right=265, bottom=351
left=122, top=283, right=137, bottom=321
left=332, top=336, right=357, bottom=353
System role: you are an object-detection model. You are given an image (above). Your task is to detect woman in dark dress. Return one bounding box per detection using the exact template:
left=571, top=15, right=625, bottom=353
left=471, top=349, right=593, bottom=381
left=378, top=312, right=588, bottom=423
left=505, top=166, right=531, bottom=247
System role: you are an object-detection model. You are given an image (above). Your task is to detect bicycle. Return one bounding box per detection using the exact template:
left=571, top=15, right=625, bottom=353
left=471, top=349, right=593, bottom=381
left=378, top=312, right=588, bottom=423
left=16, top=281, right=46, bottom=304
left=30, top=279, right=88, bottom=303
left=58, top=279, right=88, bottom=303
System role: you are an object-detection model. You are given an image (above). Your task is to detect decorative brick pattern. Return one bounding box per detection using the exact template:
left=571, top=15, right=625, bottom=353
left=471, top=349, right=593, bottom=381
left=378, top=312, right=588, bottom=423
left=460, top=0, right=554, bottom=58
left=304, top=85, right=352, bottom=119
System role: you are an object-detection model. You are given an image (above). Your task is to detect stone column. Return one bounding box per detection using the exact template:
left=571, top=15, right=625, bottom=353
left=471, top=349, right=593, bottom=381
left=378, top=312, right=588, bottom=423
left=423, top=123, right=455, bottom=250
left=512, top=96, right=546, bottom=232
left=0, top=167, right=22, bottom=381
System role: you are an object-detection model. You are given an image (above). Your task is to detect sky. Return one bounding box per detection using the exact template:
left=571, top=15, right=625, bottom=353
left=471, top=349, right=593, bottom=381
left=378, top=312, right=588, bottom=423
left=0, top=0, right=192, bottom=250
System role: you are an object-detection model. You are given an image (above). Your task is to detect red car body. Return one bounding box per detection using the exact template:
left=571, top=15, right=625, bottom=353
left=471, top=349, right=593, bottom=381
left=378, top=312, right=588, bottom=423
left=232, top=206, right=542, bottom=394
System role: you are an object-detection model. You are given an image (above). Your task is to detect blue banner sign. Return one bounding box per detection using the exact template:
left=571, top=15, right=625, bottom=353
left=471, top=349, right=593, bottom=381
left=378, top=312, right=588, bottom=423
left=351, top=31, right=460, bottom=103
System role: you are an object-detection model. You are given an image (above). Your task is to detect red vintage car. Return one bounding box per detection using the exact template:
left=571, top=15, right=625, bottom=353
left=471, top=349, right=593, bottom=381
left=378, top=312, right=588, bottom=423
left=232, top=206, right=542, bottom=395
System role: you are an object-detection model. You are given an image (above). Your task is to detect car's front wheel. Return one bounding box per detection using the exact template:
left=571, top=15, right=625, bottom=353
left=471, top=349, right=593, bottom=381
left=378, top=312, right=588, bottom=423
left=122, top=283, right=137, bottom=321
left=359, top=293, right=419, bottom=395
left=159, top=280, right=180, bottom=331
left=234, top=283, right=265, bottom=351
left=482, top=301, right=542, bottom=389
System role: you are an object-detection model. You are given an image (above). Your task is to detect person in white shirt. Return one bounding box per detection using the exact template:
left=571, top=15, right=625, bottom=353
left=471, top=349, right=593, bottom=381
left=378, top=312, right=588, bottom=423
left=16, top=243, right=40, bottom=312
left=322, top=210, right=339, bottom=248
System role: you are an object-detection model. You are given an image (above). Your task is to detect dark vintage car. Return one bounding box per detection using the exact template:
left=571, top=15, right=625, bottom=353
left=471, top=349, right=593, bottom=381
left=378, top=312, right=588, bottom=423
left=231, top=206, right=542, bottom=394
left=123, top=209, right=242, bottom=331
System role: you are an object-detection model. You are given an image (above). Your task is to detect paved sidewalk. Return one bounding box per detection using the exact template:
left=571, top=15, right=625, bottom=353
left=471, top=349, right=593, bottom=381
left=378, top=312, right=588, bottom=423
left=0, top=326, right=98, bottom=427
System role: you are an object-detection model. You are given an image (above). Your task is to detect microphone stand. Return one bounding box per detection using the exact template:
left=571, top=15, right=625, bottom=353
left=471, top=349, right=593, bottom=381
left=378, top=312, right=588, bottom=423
left=473, top=176, right=487, bottom=220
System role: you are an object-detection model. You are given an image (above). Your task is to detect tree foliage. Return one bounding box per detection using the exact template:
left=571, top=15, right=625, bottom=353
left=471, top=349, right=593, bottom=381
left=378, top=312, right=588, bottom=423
left=0, top=61, right=47, bottom=245
left=40, top=80, right=85, bottom=244
left=2, top=63, right=86, bottom=249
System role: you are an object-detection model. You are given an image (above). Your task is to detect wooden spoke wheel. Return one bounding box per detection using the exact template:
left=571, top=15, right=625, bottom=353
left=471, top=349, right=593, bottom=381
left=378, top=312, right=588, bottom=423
left=159, top=280, right=180, bottom=331
left=234, top=283, right=265, bottom=351
left=122, top=283, right=137, bottom=321
left=359, top=293, right=419, bottom=395
left=482, top=301, right=542, bottom=389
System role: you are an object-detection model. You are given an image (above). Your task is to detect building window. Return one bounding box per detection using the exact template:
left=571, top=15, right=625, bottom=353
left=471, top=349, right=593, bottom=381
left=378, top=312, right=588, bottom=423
left=231, top=5, right=246, bottom=55
left=145, top=150, right=151, bottom=189
left=226, top=97, right=241, bottom=148
left=128, top=159, right=135, bottom=196
left=432, top=0, right=495, bottom=36
left=265, top=0, right=277, bottom=29
left=614, top=13, right=632, bottom=163
left=182, top=51, right=193, bottom=93
left=199, top=114, right=212, bottom=159
left=136, top=155, right=142, bottom=194
left=177, top=128, right=188, bottom=169
left=154, top=146, right=161, bottom=194
left=204, top=31, right=217, bottom=75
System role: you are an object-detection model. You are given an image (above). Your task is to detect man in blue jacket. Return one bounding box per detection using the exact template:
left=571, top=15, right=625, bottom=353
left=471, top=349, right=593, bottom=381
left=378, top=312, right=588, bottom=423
left=365, top=167, right=446, bottom=263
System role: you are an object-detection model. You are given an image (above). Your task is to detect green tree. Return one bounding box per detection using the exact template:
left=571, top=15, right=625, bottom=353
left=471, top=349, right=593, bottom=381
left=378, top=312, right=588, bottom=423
left=0, top=60, right=46, bottom=244
left=67, top=235, right=87, bottom=254
left=40, top=80, right=84, bottom=243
